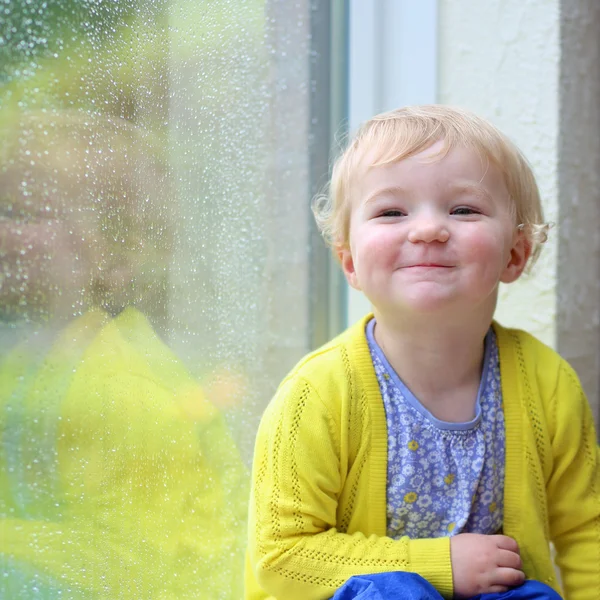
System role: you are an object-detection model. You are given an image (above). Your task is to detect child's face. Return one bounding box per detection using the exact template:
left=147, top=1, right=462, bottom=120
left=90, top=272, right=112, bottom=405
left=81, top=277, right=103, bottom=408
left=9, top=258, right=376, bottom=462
left=338, top=141, right=530, bottom=319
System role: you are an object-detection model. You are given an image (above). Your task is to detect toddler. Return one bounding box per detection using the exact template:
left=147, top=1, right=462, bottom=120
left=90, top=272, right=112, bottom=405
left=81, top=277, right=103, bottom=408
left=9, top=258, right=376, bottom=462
left=245, top=105, right=600, bottom=599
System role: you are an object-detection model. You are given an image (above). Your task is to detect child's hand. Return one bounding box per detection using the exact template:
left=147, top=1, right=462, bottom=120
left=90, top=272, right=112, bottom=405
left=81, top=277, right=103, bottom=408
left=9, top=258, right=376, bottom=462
left=450, top=533, right=525, bottom=597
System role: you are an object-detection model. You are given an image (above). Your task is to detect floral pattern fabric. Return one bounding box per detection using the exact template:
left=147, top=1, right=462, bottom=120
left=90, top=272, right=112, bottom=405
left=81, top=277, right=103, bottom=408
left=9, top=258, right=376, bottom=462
left=366, top=319, right=505, bottom=540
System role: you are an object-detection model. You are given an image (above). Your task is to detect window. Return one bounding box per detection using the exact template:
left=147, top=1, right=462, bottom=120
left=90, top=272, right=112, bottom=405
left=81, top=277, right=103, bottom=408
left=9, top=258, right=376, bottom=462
left=0, top=0, right=345, bottom=596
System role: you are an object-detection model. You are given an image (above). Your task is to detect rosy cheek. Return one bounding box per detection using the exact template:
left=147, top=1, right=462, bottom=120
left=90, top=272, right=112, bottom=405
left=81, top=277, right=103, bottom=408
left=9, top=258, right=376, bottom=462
left=462, top=230, right=510, bottom=276
left=463, top=227, right=503, bottom=251
left=362, top=226, right=396, bottom=251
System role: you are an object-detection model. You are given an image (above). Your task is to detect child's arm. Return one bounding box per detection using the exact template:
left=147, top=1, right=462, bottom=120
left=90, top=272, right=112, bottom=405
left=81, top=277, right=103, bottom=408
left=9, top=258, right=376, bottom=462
left=247, top=374, right=521, bottom=599
left=547, top=360, right=600, bottom=599
left=246, top=374, right=451, bottom=598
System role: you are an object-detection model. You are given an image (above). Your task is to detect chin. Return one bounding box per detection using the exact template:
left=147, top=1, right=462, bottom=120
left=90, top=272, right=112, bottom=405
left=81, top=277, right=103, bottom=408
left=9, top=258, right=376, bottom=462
left=396, top=288, right=497, bottom=317
left=395, top=285, right=458, bottom=309
left=403, top=299, right=457, bottom=314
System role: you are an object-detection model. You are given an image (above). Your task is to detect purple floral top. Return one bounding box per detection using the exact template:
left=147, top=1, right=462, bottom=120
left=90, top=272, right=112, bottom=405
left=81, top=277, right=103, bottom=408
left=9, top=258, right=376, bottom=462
left=366, top=319, right=505, bottom=539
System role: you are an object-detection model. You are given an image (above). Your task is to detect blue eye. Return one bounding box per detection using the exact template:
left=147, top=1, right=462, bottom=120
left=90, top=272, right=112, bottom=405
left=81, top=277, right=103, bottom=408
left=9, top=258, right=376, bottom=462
left=380, top=209, right=406, bottom=218
left=452, top=206, right=479, bottom=216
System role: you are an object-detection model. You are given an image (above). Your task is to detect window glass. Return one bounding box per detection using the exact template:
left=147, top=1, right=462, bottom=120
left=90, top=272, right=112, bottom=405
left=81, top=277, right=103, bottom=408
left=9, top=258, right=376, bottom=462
left=0, top=1, right=334, bottom=596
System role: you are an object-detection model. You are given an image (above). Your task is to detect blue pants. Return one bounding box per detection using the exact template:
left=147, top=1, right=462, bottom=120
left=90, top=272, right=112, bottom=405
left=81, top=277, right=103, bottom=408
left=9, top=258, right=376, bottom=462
left=331, top=572, right=562, bottom=600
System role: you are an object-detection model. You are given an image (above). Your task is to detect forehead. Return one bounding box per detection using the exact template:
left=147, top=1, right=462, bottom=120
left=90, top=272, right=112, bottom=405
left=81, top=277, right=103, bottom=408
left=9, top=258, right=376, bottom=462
left=355, top=142, right=507, bottom=199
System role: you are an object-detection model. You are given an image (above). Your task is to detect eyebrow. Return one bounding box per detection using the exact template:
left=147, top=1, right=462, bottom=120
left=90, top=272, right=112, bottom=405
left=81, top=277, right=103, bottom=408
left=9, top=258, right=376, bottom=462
left=364, top=186, right=408, bottom=205
left=364, top=182, right=493, bottom=205
left=447, top=182, right=493, bottom=201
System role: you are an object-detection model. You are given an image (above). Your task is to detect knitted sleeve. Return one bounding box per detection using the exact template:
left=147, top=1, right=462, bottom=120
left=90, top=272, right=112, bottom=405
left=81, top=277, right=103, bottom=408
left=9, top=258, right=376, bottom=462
left=546, top=360, right=600, bottom=599
left=247, top=374, right=453, bottom=600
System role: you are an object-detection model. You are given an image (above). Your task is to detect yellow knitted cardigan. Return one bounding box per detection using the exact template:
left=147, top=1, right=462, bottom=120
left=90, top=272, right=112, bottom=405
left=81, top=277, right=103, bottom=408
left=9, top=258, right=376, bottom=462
left=245, top=317, right=600, bottom=600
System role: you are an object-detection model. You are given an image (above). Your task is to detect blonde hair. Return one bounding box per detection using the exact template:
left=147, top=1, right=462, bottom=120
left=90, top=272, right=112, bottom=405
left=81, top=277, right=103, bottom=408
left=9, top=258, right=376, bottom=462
left=313, top=105, right=549, bottom=267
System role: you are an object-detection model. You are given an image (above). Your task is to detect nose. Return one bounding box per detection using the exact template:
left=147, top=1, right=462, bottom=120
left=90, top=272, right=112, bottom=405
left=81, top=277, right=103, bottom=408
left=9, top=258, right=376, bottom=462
left=407, top=214, right=450, bottom=244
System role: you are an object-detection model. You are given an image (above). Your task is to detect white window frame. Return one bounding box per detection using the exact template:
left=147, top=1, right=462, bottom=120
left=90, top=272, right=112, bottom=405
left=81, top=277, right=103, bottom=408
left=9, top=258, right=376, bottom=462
left=346, top=0, right=438, bottom=325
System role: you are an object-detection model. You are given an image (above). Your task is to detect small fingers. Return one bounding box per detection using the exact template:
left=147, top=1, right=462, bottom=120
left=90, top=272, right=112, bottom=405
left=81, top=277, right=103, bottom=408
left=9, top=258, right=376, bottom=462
left=493, top=535, right=520, bottom=554
left=493, top=567, right=526, bottom=588
left=496, top=549, right=523, bottom=570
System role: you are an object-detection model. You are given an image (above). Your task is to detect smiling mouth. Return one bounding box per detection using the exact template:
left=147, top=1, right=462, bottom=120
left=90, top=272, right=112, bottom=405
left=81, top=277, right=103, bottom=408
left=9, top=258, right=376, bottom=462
left=404, top=264, right=453, bottom=268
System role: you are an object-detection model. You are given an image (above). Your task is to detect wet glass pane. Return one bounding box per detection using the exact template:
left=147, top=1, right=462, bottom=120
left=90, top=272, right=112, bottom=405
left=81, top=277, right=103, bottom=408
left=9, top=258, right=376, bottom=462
left=0, top=0, right=329, bottom=596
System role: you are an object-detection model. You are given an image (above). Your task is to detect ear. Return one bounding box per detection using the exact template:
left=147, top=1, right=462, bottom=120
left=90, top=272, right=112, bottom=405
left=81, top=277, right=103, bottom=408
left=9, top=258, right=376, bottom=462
left=336, top=243, right=362, bottom=290
left=500, top=231, right=532, bottom=284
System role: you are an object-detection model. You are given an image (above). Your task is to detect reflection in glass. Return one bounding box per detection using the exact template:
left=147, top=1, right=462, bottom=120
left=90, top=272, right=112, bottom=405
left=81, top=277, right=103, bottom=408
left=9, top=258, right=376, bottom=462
left=1, top=0, right=327, bottom=596
left=0, top=109, right=249, bottom=596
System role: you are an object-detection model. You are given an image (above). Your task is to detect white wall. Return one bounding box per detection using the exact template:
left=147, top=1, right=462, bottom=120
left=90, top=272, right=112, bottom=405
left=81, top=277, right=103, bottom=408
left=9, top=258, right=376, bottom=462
left=438, top=0, right=560, bottom=348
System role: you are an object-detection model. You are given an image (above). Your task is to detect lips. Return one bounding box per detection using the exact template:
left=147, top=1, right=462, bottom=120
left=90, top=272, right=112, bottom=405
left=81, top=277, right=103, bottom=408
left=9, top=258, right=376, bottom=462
left=403, top=263, right=453, bottom=268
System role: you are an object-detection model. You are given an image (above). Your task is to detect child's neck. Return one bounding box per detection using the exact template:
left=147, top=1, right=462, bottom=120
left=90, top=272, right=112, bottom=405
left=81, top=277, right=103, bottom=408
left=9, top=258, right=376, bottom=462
left=372, top=310, right=493, bottom=423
